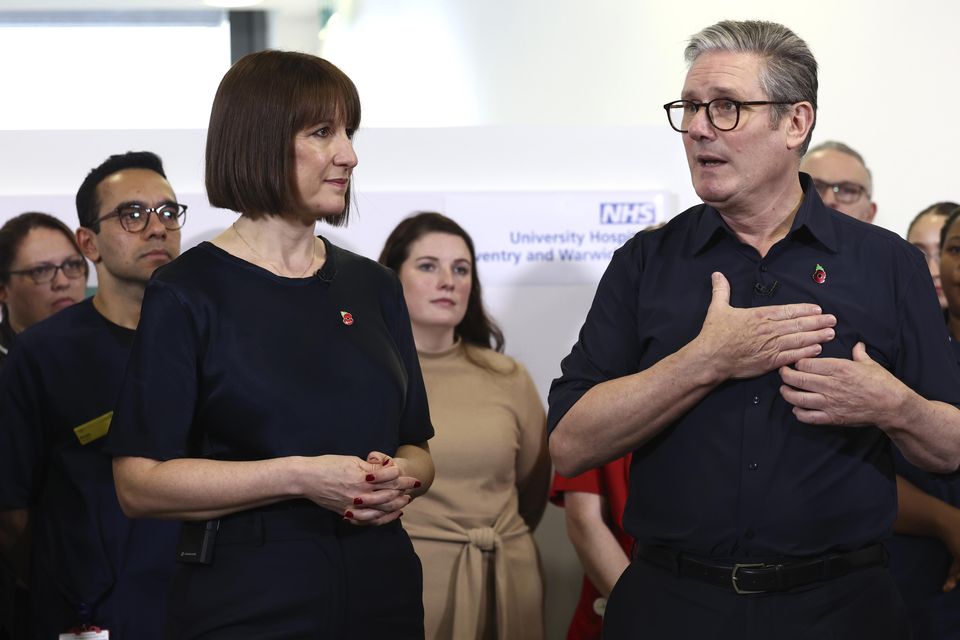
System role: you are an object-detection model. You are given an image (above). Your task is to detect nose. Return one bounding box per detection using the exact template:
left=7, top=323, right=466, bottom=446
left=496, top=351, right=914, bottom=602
left=142, top=210, right=169, bottom=240
left=50, top=266, right=70, bottom=290
left=685, top=105, right=716, bottom=141
left=437, top=267, right=454, bottom=290
left=929, top=253, right=941, bottom=280
left=334, top=132, right=359, bottom=169
left=820, top=188, right=838, bottom=208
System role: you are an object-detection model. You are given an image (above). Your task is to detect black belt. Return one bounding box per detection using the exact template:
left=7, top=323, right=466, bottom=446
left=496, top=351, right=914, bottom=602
left=634, top=544, right=886, bottom=594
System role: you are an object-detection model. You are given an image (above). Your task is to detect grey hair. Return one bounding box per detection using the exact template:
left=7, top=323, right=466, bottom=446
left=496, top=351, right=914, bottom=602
left=805, top=140, right=873, bottom=191
left=685, top=20, right=818, bottom=154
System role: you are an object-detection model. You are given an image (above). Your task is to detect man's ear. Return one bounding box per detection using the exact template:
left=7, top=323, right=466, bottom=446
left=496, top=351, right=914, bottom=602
left=0, top=282, right=7, bottom=305
left=75, top=227, right=101, bottom=264
left=785, top=102, right=815, bottom=153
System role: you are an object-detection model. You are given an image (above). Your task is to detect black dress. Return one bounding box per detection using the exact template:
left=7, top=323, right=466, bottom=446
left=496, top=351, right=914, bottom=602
left=106, top=238, right=434, bottom=639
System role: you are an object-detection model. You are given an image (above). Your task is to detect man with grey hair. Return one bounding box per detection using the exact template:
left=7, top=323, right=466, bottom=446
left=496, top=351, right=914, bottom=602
left=548, top=19, right=960, bottom=639
left=801, top=140, right=878, bottom=223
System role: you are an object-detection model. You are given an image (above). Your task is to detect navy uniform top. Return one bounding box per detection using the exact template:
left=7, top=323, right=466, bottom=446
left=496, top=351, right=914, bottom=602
left=0, top=297, right=179, bottom=637
left=105, top=237, right=433, bottom=477
left=548, top=173, right=960, bottom=559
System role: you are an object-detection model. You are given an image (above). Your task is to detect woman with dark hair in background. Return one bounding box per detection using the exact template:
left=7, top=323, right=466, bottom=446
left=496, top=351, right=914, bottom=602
left=380, top=211, right=551, bottom=640
left=906, top=202, right=959, bottom=311
left=0, top=211, right=87, bottom=640
left=890, top=204, right=960, bottom=639
left=106, top=51, right=434, bottom=638
left=0, top=212, right=87, bottom=367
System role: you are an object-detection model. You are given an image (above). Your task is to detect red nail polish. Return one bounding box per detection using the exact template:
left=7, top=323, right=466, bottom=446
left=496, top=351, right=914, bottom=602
left=413, top=481, right=422, bottom=488
left=344, top=510, right=354, bottom=519
left=366, top=474, right=375, bottom=482
left=353, top=497, right=363, bottom=505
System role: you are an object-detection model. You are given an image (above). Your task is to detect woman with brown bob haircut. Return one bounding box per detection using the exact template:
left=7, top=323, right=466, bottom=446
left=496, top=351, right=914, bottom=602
left=107, top=50, right=435, bottom=638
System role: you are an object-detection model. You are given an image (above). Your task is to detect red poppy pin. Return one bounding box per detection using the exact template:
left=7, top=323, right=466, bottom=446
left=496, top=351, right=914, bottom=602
left=340, top=311, right=354, bottom=325
left=813, top=264, right=827, bottom=284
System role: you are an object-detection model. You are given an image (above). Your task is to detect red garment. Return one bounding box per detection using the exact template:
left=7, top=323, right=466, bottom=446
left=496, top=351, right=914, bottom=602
left=550, top=455, right=633, bottom=640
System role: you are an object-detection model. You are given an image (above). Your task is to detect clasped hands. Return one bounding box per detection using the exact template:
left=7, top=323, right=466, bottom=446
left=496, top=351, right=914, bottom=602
left=700, top=272, right=900, bottom=426
left=305, top=451, right=422, bottom=526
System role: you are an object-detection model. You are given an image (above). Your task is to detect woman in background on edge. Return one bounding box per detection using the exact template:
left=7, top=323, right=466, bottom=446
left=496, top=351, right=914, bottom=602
left=0, top=212, right=88, bottom=367
left=380, top=211, right=551, bottom=640
left=889, top=204, right=960, bottom=639
left=906, top=202, right=958, bottom=311
left=106, top=51, right=433, bottom=638
left=0, top=212, right=87, bottom=640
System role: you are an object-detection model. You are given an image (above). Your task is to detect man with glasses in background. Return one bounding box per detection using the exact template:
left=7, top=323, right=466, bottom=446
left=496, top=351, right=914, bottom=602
left=0, top=151, right=183, bottom=639
left=801, top=140, right=877, bottom=223
left=549, top=20, right=960, bottom=640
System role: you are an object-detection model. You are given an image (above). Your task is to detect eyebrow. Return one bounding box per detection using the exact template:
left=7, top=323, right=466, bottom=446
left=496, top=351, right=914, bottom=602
left=113, top=198, right=177, bottom=209
left=415, top=255, right=473, bottom=264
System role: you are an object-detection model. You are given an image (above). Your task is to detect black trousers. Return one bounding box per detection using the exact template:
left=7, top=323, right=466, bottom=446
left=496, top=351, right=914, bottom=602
left=165, top=507, right=424, bottom=639
left=603, top=557, right=911, bottom=640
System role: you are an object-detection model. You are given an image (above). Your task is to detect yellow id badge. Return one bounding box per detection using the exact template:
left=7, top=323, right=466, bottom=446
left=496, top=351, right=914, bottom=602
left=73, top=412, right=113, bottom=445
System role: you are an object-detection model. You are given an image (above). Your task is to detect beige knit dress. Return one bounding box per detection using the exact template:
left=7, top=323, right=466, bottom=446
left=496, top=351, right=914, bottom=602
left=403, top=341, right=551, bottom=640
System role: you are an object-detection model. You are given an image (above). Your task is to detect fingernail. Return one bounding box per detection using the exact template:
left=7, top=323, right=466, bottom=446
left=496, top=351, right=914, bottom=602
left=344, top=510, right=354, bottom=518
left=353, top=497, right=363, bottom=505
left=413, top=481, right=422, bottom=488
left=365, top=474, right=375, bottom=482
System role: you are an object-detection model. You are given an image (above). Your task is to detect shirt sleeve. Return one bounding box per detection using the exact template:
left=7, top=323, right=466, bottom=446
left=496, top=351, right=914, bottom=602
left=0, top=343, right=45, bottom=507
left=891, top=250, right=960, bottom=405
left=549, top=468, right=603, bottom=507
left=547, top=237, right=643, bottom=434
left=386, top=275, right=434, bottom=446
left=511, top=361, right=550, bottom=526
left=105, top=280, right=200, bottom=460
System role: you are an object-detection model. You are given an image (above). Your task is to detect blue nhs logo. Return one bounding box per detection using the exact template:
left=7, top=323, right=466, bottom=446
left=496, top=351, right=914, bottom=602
left=599, top=202, right=657, bottom=225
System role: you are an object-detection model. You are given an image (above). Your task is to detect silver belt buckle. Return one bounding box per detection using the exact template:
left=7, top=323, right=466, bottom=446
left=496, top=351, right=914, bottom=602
left=731, top=562, right=766, bottom=594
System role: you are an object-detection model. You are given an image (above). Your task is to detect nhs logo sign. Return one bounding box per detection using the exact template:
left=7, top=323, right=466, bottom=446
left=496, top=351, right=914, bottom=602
left=599, top=202, right=657, bottom=225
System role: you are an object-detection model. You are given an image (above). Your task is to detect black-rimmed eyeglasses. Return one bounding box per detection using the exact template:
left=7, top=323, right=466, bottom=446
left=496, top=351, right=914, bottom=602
left=92, top=203, right=187, bottom=233
left=812, top=179, right=869, bottom=204
left=663, top=98, right=797, bottom=133
left=7, top=256, right=88, bottom=285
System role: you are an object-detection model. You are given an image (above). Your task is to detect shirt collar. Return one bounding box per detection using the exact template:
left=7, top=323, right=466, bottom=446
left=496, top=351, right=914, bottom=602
left=690, top=172, right=839, bottom=255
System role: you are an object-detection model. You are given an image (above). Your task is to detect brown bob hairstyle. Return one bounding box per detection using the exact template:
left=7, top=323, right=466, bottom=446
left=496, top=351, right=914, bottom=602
left=205, top=50, right=361, bottom=226
left=379, top=212, right=505, bottom=354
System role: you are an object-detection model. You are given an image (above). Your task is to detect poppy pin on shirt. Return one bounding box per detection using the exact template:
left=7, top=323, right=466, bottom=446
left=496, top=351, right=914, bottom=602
left=340, top=311, right=354, bottom=325
left=813, top=264, right=827, bottom=284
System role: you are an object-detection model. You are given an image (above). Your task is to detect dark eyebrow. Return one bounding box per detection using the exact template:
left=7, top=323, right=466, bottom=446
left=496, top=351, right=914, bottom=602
left=115, top=199, right=177, bottom=209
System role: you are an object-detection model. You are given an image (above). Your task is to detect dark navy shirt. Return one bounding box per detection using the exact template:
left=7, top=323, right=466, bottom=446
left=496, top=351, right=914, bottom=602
left=106, top=237, right=433, bottom=468
left=0, top=298, right=179, bottom=637
left=548, top=173, right=960, bottom=559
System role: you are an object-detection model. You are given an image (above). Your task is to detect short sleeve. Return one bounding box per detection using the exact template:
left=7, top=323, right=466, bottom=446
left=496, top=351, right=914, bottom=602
left=105, top=280, right=200, bottom=460
left=386, top=276, right=434, bottom=446
left=548, top=468, right=603, bottom=507
left=891, top=253, right=960, bottom=405
left=0, top=344, right=45, bottom=507
left=547, top=238, right=643, bottom=434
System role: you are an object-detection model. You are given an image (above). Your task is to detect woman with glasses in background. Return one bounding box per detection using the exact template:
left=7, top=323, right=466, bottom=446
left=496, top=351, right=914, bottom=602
left=379, top=211, right=551, bottom=640
left=0, top=211, right=86, bottom=640
left=0, top=212, right=87, bottom=368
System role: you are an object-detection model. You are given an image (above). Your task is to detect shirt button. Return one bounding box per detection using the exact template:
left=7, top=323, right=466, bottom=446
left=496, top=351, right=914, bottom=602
left=748, top=462, right=759, bottom=471
left=760, top=265, right=768, bottom=272
left=745, top=530, right=755, bottom=540
left=752, top=395, right=760, bottom=405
